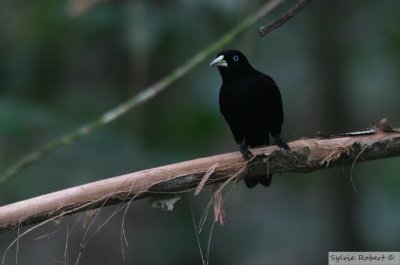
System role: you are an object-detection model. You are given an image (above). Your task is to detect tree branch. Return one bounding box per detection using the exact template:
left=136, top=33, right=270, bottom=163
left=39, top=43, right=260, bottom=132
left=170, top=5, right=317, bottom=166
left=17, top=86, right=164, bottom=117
left=259, top=0, right=312, bottom=37
left=1, top=0, right=292, bottom=182
left=1, top=129, right=400, bottom=233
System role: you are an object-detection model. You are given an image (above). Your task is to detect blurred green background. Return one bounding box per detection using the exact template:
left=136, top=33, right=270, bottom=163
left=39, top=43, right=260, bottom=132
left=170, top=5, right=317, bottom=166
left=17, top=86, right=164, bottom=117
left=1, top=0, right=400, bottom=264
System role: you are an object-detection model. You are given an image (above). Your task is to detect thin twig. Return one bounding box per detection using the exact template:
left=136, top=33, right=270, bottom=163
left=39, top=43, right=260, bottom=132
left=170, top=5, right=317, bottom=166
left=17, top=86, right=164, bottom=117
left=350, top=143, right=372, bottom=194
left=15, top=223, right=20, bottom=265
left=64, top=226, right=69, bottom=265
left=259, top=0, right=313, bottom=37
left=190, top=202, right=206, bottom=265
left=205, top=221, right=215, bottom=265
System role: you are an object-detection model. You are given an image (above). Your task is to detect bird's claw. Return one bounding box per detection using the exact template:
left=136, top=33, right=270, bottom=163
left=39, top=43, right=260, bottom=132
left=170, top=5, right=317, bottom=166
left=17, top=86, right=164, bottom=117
left=275, top=136, right=290, bottom=151
left=239, top=144, right=254, bottom=161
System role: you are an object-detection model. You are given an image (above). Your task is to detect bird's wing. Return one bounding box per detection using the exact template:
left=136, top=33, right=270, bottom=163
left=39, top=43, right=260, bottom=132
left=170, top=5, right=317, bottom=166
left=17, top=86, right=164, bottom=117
left=254, top=72, right=284, bottom=135
left=219, top=83, right=246, bottom=144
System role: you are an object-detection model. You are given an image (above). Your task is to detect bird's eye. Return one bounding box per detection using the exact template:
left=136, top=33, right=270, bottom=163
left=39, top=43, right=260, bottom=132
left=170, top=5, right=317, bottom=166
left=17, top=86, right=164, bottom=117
left=233, top=55, right=239, bottom=62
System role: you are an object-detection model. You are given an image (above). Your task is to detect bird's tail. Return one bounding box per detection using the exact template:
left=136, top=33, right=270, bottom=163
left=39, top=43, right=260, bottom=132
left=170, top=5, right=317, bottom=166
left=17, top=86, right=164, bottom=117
left=244, top=174, right=273, bottom=188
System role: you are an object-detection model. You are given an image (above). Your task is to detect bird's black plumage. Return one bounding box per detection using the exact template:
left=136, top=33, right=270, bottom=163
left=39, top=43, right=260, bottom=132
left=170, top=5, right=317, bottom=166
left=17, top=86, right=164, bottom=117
left=210, top=50, right=289, bottom=188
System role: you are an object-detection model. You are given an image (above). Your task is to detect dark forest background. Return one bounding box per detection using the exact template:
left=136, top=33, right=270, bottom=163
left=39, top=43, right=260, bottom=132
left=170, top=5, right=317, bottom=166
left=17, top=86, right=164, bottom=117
left=1, top=0, right=400, bottom=264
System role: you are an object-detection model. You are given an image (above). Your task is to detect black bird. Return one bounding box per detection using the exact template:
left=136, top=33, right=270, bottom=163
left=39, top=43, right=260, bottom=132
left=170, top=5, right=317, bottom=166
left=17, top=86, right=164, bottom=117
left=210, top=50, right=289, bottom=188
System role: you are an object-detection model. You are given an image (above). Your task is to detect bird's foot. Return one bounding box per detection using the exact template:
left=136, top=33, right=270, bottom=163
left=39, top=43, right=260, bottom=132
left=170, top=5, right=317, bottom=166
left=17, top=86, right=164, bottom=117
left=274, top=136, right=290, bottom=151
left=239, top=144, right=254, bottom=161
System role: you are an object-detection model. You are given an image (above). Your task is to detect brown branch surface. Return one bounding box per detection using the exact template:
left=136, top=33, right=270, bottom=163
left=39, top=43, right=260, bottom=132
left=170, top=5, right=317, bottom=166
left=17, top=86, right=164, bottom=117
left=259, top=0, right=313, bottom=37
left=1, top=129, right=400, bottom=232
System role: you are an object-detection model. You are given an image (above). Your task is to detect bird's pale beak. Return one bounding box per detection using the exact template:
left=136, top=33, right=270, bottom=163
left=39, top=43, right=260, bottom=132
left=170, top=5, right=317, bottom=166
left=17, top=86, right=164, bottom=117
left=209, top=55, right=228, bottom=67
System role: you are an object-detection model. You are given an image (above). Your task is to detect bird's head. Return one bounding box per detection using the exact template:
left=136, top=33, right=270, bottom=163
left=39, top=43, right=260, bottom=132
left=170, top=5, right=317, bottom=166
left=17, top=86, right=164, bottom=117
left=209, top=50, right=252, bottom=78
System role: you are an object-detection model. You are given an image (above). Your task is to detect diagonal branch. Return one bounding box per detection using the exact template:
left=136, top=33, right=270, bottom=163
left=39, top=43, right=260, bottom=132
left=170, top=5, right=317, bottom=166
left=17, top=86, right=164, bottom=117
left=0, top=129, right=400, bottom=233
left=1, top=0, right=291, bottom=182
left=259, top=0, right=313, bottom=37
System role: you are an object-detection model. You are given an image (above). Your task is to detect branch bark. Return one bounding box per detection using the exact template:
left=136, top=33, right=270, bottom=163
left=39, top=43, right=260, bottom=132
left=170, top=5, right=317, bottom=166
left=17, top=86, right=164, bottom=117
left=1, top=129, right=400, bottom=233
left=259, top=0, right=313, bottom=37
